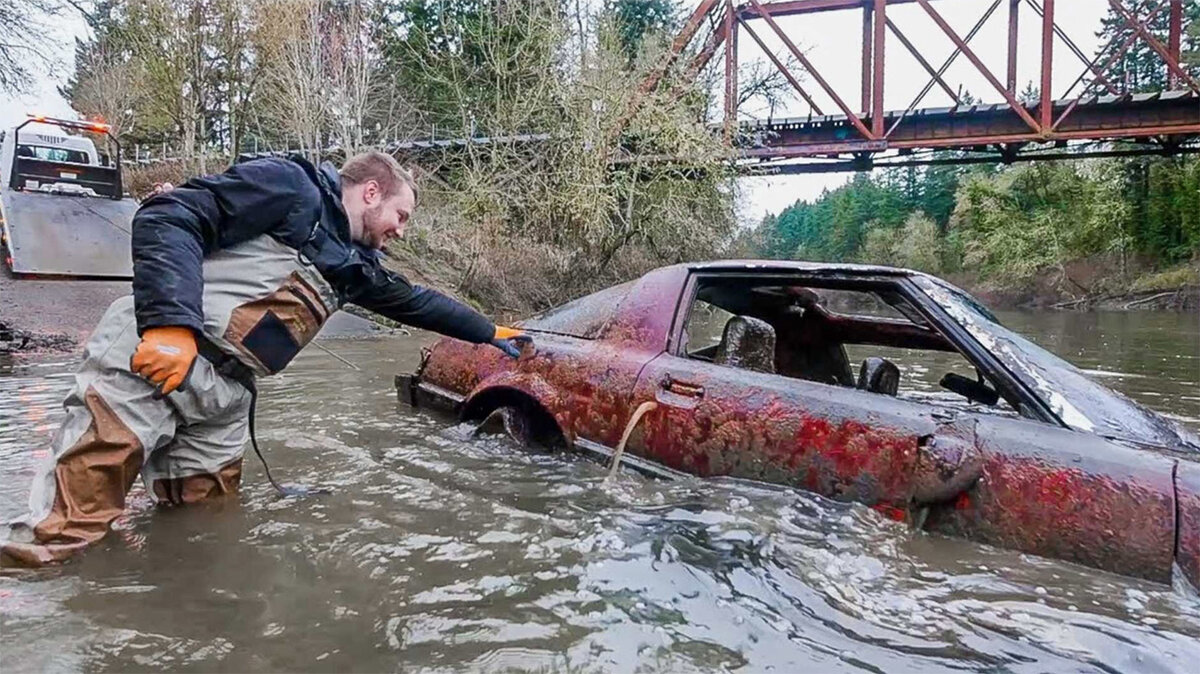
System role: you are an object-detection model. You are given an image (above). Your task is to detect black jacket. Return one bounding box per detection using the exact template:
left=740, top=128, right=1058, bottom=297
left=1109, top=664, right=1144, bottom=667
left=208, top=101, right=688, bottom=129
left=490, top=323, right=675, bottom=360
left=130, top=156, right=495, bottom=344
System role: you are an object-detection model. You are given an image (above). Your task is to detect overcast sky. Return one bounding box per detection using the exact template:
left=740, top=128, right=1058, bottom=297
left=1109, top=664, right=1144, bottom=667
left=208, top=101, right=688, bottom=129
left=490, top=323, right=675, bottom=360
left=2, top=1, right=1114, bottom=224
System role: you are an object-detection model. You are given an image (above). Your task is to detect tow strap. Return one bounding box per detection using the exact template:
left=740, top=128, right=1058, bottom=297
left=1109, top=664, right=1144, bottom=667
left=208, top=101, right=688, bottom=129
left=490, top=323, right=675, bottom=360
left=196, top=338, right=328, bottom=498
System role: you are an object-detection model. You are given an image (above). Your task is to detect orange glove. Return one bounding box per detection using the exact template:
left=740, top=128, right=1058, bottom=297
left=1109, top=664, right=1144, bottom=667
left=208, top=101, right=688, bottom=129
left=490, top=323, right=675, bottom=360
left=491, top=325, right=529, bottom=359
left=131, top=326, right=198, bottom=395
left=494, top=326, right=523, bottom=340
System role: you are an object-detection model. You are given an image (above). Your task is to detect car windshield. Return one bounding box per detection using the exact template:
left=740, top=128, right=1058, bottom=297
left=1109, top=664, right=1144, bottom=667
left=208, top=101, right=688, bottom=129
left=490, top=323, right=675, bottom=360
left=915, top=276, right=1199, bottom=451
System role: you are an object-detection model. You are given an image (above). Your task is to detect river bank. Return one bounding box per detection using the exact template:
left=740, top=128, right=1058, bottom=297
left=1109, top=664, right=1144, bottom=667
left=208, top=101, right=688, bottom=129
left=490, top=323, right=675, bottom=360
left=969, top=284, right=1199, bottom=312
left=0, top=268, right=395, bottom=358
left=3, top=256, right=1196, bottom=359
left=942, top=262, right=1200, bottom=313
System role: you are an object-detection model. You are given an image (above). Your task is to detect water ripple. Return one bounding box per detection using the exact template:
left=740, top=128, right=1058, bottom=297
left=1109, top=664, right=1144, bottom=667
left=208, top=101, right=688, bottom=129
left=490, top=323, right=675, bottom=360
left=1, top=331, right=1198, bottom=672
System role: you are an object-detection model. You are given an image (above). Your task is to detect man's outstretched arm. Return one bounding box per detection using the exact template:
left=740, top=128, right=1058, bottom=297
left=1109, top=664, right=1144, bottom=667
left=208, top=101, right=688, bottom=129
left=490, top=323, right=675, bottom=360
left=351, top=263, right=524, bottom=357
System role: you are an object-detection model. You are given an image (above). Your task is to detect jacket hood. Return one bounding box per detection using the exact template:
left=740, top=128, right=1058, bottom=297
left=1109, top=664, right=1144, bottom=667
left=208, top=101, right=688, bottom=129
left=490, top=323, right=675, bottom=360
left=289, top=155, right=352, bottom=242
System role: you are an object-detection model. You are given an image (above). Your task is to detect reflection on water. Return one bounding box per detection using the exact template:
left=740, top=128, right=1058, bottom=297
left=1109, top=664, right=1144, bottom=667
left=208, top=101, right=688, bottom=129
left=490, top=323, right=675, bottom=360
left=1, top=311, right=1198, bottom=672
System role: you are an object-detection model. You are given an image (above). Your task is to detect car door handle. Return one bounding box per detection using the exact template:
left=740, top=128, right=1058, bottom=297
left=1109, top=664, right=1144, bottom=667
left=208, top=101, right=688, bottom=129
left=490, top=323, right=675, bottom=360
left=661, top=375, right=704, bottom=399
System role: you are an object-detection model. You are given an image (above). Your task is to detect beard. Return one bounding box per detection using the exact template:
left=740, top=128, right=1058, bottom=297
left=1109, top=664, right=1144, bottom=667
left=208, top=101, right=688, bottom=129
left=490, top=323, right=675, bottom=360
left=361, top=203, right=388, bottom=248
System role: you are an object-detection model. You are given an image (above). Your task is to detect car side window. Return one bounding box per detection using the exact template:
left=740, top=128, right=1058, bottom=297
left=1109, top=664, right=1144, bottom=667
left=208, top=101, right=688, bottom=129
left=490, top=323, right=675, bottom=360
left=679, top=275, right=1019, bottom=419
left=682, top=300, right=735, bottom=359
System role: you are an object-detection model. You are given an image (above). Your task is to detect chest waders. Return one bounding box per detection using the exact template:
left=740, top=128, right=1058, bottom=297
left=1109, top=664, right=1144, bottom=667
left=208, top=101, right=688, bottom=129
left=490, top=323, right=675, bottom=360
left=194, top=337, right=326, bottom=498
left=1, top=233, right=341, bottom=566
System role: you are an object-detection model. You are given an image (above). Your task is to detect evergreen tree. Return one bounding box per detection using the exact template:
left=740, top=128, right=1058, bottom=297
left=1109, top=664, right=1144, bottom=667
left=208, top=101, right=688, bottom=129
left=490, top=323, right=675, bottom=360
left=605, top=0, right=678, bottom=65
left=1091, top=0, right=1200, bottom=94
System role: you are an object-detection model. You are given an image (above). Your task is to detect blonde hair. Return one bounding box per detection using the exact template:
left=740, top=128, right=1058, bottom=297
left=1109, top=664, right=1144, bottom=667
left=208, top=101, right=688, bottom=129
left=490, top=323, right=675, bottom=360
left=339, top=151, right=418, bottom=204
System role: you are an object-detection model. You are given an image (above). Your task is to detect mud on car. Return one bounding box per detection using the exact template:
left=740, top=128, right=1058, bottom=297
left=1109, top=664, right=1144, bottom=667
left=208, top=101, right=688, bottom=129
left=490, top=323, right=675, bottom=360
left=397, top=261, right=1200, bottom=587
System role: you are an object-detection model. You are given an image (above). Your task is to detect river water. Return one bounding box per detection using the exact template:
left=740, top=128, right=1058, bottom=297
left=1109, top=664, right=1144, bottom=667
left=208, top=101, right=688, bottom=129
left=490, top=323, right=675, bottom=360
left=1, top=310, right=1198, bottom=672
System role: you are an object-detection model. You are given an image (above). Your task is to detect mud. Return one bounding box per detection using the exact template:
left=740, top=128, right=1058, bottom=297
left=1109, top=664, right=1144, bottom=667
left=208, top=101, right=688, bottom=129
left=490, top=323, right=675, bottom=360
left=0, top=271, right=130, bottom=353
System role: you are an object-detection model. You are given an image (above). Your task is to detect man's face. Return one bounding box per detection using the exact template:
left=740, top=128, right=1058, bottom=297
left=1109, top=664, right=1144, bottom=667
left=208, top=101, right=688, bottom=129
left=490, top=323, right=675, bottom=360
left=347, top=180, right=415, bottom=249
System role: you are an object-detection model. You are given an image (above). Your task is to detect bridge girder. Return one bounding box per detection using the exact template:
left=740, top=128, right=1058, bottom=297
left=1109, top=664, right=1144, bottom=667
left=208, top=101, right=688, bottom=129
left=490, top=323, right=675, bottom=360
left=632, top=0, right=1200, bottom=173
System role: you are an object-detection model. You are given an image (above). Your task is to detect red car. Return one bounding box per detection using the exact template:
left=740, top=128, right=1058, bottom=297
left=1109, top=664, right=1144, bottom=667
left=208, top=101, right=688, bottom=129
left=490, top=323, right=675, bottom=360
left=397, top=261, right=1200, bottom=587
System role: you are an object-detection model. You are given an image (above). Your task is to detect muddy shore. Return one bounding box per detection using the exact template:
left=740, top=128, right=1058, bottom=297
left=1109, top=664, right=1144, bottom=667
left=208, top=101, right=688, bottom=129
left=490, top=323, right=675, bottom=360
left=3, top=266, right=1195, bottom=357
left=0, top=271, right=129, bottom=355
left=968, top=284, right=1199, bottom=312
left=0, top=270, right=394, bottom=357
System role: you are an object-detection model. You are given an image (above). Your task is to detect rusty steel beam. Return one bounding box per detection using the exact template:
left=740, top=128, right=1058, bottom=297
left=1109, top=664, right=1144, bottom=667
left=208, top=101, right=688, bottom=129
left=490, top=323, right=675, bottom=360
left=1039, top=0, right=1054, bottom=130
left=1078, top=1, right=1170, bottom=98
left=747, top=0, right=877, bottom=139
left=736, top=92, right=1200, bottom=157
left=1051, top=6, right=1164, bottom=133
left=659, top=19, right=730, bottom=114
left=1168, top=0, right=1182, bottom=90
left=744, top=123, right=1200, bottom=160
left=887, top=18, right=958, bottom=103
left=872, top=0, right=886, bottom=136
left=739, top=18, right=824, bottom=114
left=725, top=0, right=738, bottom=136
left=862, top=2, right=873, bottom=114
left=1108, top=0, right=1200, bottom=94
left=1007, top=0, right=1019, bottom=92
left=613, top=0, right=722, bottom=144
left=739, top=0, right=923, bottom=19
left=626, top=1, right=1199, bottom=172
left=1025, top=0, right=1121, bottom=97
left=748, top=145, right=1200, bottom=175
left=887, top=0, right=1002, bottom=138
left=915, top=0, right=1043, bottom=134
left=683, top=17, right=729, bottom=80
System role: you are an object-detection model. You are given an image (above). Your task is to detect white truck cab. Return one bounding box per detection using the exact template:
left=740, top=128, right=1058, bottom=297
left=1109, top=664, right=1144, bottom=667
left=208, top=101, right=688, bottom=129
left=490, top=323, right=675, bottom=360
left=0, top=121, right=103, bottom=195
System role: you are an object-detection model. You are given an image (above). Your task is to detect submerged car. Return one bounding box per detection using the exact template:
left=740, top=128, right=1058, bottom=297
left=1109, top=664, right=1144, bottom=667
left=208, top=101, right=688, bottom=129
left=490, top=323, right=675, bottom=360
left=396, top=261, right=1200, bottom=587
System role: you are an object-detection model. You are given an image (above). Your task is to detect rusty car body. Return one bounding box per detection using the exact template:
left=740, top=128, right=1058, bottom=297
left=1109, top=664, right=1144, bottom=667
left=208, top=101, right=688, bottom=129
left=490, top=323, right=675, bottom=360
left=396, top=261, right=1200, bottom=588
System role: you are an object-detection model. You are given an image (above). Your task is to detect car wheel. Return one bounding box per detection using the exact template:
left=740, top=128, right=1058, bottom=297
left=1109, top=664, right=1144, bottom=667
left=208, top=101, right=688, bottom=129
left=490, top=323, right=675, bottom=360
left=471, top=400, right=563, bottom=451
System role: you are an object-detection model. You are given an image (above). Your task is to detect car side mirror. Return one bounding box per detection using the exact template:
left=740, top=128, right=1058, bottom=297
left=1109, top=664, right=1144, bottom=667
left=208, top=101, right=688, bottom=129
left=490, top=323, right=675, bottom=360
left=940, top=372, right=1000, bottom=406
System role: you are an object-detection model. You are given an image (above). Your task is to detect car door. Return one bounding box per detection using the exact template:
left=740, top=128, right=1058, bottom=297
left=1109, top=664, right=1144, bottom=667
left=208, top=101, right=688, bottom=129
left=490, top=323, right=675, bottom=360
left=630, top=348, right=962, bottom=507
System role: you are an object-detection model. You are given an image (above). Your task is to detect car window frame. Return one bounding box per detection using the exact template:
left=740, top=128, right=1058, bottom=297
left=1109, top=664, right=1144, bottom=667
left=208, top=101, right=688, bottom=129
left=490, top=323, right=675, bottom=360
left=670, top=269, right=1063, bottom=427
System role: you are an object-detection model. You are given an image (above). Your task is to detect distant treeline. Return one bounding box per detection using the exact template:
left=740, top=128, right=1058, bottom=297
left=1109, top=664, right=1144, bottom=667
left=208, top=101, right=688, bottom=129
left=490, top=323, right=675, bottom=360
left=747, top=156, right=1199, bottom=291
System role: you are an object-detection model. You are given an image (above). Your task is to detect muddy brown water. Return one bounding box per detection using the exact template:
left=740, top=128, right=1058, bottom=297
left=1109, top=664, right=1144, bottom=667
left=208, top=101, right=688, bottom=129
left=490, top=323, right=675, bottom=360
left=1, top=310, right=1198, bottom=672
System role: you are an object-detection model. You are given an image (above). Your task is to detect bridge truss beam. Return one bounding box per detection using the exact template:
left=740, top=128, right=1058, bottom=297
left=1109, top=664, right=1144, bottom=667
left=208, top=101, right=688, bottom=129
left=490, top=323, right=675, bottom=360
left=642, top=0, right=1199, bottom=174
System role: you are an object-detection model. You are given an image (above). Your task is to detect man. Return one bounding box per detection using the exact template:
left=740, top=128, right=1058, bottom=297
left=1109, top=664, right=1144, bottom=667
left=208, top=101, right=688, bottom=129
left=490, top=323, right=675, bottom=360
left=1, top=151, right=525, bottom=565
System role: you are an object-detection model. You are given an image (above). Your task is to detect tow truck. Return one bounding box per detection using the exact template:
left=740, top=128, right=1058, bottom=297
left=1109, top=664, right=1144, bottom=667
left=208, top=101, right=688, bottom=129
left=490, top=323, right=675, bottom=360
left=0, top=115, right=137, bottom=278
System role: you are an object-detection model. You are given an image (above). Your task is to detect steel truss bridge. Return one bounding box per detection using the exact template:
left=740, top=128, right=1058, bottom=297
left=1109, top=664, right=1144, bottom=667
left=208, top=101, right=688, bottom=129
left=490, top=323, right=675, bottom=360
left=251, top=1, right=1197, bottom=176
left=638, top=0, right=1200, bottom=173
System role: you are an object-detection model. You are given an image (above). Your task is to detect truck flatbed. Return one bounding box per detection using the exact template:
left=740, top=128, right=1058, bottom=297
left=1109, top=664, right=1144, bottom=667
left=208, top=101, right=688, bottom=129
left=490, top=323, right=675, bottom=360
left=0, top=188, right=136, bottom=278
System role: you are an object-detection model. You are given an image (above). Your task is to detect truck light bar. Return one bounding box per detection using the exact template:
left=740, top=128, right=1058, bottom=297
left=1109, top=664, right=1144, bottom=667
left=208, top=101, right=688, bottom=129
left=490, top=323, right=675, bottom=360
left=25, top=114, right=109, bottom=134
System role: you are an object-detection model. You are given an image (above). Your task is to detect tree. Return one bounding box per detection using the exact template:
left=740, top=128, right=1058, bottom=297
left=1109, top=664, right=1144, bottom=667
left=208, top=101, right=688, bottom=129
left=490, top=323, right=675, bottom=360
left=1186, top=18, right=1200, bottom=69
left=0, top=0, right=62, bottom=94
left=209, top=0, right=260, bottom=157
left=1091, top=0, right=1200, bottom=94
left=255, top=0, right=329, bottom=155
left=60, top=1, right=142, bottom=140
left=606, top=0, right=677, bottom=65
left=858, top=223, right=896, bottom=267
left=892, top=212, right=942, bottom=273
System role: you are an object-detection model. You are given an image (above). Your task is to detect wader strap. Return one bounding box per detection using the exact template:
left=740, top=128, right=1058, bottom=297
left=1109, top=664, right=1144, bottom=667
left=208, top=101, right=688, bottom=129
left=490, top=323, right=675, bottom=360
left=195, top=338, right=328, bottom=498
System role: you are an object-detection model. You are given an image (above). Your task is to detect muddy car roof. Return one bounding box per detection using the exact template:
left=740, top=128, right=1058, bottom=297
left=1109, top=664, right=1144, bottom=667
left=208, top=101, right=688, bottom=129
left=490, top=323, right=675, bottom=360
left=680, top=260, right=926, bottom=277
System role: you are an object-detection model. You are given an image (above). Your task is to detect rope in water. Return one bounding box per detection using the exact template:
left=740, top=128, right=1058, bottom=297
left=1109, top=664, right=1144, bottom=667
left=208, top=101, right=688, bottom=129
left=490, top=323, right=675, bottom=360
left=606, top=401, right=658, bottom=480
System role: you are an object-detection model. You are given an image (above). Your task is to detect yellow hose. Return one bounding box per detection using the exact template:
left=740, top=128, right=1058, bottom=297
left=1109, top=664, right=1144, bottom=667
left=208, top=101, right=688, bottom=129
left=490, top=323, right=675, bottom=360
left=606, top=401, right=659, bottom=480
